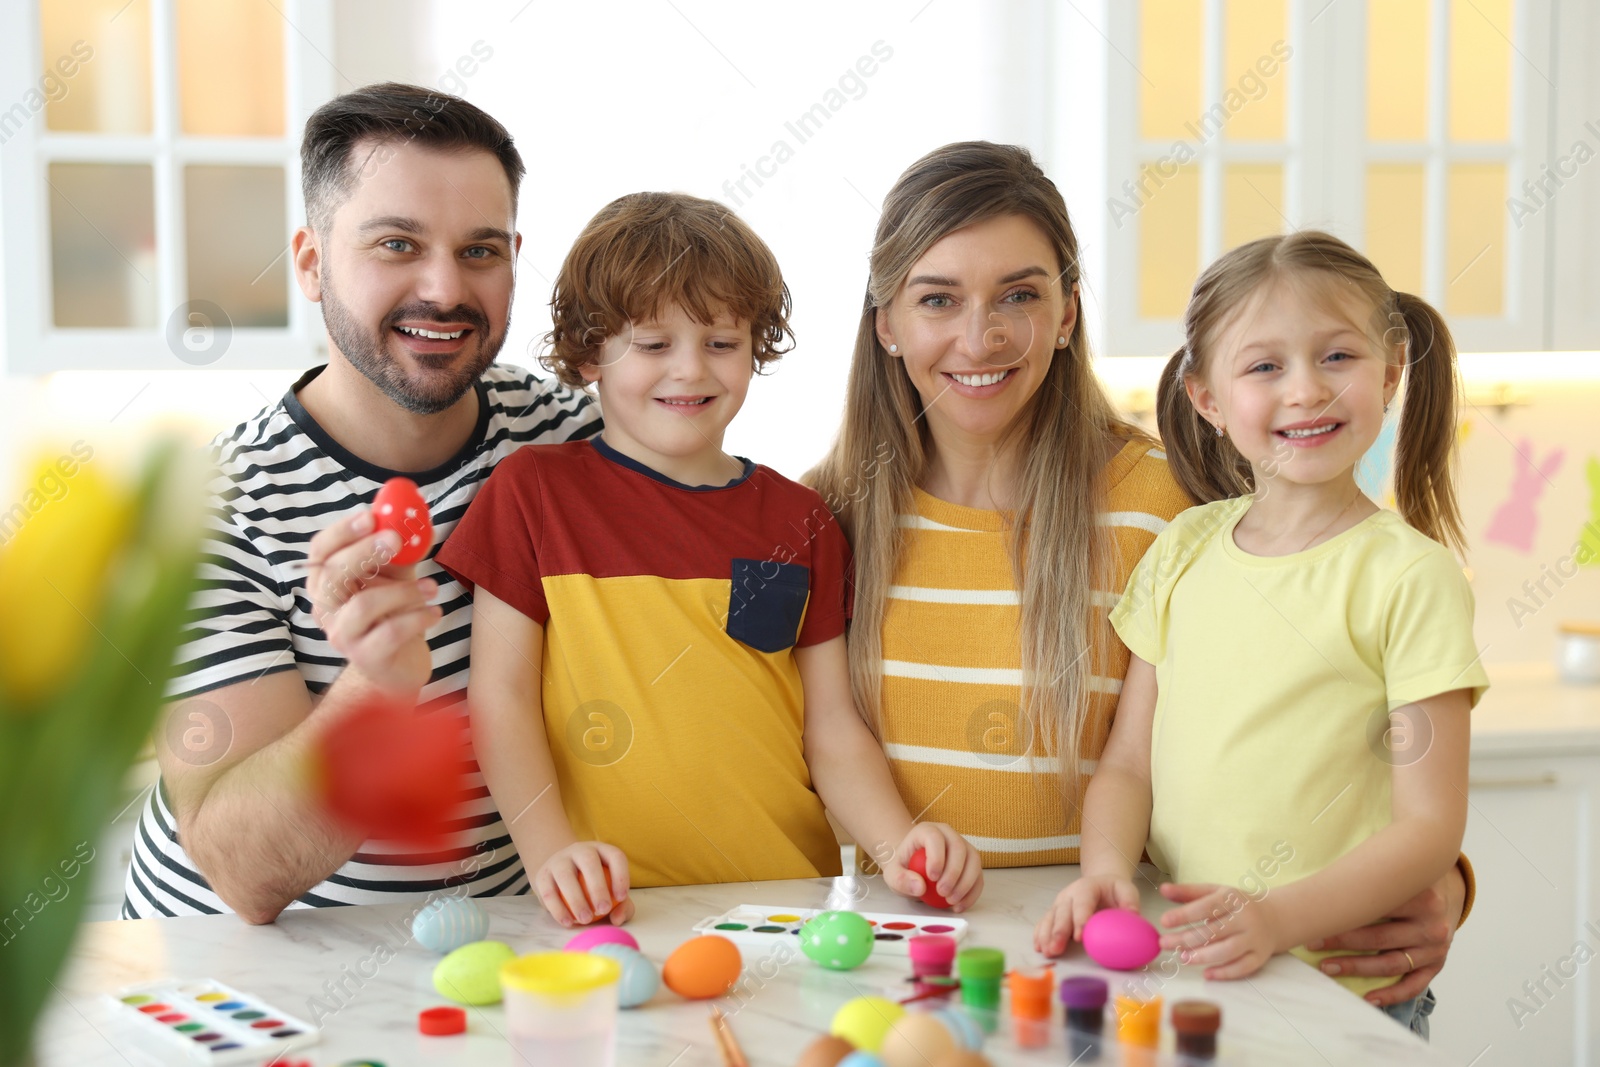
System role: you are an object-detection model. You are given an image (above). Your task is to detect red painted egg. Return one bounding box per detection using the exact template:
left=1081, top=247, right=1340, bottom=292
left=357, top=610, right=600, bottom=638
left=907, top=850, right=953, bottom=909
left=372, top=477, right=433, bottom=565
left=317, top=695, right=462, bottom=843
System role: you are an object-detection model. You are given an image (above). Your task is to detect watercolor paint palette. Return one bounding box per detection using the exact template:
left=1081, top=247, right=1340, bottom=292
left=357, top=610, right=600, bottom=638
left=690, top=905, right=967, bottom=955
left=105, top=979, right=319, bottom=1065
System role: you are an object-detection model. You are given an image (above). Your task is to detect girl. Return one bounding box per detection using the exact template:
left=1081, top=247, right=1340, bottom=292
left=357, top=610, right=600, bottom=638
left=1033, top=231, right=1488, bottom=1035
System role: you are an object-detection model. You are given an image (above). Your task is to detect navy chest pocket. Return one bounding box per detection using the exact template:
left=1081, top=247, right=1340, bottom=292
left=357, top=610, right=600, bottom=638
left=726, top=558, right=811, bottom=654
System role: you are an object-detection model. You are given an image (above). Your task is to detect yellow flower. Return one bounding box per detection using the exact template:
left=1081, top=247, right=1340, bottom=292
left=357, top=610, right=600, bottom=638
left=0, top=456, right=134, bottom=705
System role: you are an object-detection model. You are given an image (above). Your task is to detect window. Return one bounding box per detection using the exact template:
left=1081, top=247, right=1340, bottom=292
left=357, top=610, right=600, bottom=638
left=1, top=0, right=334, bottom=372
left=1102, top=0, right=1562, bottom=355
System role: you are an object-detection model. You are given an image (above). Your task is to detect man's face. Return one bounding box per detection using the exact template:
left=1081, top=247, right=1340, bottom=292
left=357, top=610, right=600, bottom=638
left=309, top=140, right=519, bottom=414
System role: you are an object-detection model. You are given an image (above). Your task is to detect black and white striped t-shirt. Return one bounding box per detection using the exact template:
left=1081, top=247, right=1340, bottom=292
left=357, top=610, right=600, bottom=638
left=122, top=364, right=600, bottom=918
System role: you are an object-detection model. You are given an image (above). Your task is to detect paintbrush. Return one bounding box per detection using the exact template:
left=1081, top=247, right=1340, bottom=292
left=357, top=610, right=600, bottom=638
left=709, top=1004, right=750, bottom=1067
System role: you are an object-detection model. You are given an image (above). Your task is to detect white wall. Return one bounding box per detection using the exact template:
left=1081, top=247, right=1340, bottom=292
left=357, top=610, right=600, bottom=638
left=420, top=0, right=1088, bottom=478
left=0, top=0, right=1095, bottom=494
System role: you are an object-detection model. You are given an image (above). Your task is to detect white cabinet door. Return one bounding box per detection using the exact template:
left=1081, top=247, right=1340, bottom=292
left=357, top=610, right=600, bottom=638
left=1430, top=755, right=1595, bottom=1067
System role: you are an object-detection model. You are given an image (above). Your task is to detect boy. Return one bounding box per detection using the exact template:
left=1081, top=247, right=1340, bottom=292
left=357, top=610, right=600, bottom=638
left=438, top=193, right=982, bottom=926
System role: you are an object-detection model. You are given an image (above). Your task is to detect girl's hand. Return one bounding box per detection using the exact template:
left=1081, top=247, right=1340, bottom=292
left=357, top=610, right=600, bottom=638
left=534, top=842, right=632, bottom=928
left=882, top=823, right=984, bottom=912
left=1157, top=882, right=1287, bottom=980
left=1033, top=874, right=1140, bottom=957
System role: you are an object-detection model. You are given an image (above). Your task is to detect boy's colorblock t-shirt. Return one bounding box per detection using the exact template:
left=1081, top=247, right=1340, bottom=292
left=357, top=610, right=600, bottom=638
left=1109, top=495, right=1489, bottom=995
left=436, top=438, right=848, bottom=887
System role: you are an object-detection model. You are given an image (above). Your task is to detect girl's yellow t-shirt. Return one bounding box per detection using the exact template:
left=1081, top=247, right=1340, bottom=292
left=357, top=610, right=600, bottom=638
left=1109, top=495, right=1490, bottom=996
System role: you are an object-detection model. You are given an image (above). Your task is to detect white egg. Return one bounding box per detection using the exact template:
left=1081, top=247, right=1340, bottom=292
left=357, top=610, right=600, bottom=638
left=411, top=895, right=490, bottom=954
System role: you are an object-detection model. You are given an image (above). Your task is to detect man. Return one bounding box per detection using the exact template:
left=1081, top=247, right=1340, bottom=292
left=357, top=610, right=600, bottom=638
left=122, top=83, right=599, bottom=921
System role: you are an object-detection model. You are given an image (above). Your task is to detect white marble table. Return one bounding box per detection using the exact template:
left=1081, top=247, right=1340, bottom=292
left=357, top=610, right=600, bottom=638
left=35, top=865, right=1449, bottom=1066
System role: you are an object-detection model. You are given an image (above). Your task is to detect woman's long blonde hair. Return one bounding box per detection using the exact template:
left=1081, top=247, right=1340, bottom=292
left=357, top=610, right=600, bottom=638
left=1156, top=230, right=1466, bottom=554
left=806, top=141, right=1146, bottom=796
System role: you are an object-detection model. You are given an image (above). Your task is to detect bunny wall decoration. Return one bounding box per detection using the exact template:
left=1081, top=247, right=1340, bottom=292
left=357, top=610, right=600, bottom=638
left=1485, top=439, right=1565, bottom=553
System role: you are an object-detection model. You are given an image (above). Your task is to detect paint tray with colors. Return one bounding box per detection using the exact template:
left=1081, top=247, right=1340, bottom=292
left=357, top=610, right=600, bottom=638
left=105, top=978, right=319, bottom=1065
left=690, top=905, right=968, bottom=955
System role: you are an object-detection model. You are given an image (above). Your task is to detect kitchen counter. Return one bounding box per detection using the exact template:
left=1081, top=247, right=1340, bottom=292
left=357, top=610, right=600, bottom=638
left=1472, top=662, right=1600, bottom=756
left=31, top=865, right=1447, bottom=1066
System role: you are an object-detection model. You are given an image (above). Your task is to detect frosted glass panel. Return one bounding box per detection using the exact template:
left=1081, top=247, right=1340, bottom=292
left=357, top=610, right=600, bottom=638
left=1365, top=164, right=1426, bottom=297
left=185, top=166, right=289, bottom=327
left=1449, top=0, right=1512, bottom=142
left=1140, top=0, right=1203, bottom=140
left=1137, top=163, right=1200, bottom=319
left=1446, top=164, right=1506, bottom=316
left=1367, top=0, right=1430, bottom=142
left=1223, top=163, right=1283, bottom=252
left=49, top=163, right=156, bottom=328
left=41, top=0, right=152, bottom=133
left=1222, top=0, right=1287, bottom=140
left=177, top=0, right=285, bottom=136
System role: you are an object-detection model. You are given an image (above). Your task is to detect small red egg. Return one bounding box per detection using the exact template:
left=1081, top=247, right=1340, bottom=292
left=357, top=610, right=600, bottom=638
left=372, top=477, right=433, bottom=565
left=907, top=850, right=953, bottom=909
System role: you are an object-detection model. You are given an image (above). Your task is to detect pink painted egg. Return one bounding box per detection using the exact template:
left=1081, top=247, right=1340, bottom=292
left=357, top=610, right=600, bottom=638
left=1082, top=908, right=1160, bottom=970
left=564, top=926, right=640, bottom=953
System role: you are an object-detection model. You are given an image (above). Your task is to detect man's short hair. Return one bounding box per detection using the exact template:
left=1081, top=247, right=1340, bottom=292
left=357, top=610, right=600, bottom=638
left=300, top=81, right=525, bottom=232
left=543, top=192, right=794, bottom=388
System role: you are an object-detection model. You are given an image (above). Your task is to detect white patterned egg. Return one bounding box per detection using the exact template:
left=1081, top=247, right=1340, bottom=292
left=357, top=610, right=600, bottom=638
left=588, top=943, right=660, bottom=1008
left=412, top=895, right=490, bottom=954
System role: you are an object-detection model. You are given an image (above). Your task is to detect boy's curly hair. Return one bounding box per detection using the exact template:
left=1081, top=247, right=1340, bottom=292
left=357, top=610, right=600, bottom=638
left=542, top=192, right=794, bottom=388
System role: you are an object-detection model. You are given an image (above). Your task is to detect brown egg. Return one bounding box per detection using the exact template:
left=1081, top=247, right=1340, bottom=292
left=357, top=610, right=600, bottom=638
left=795, top=1033, right=855, bottom=1067
left=881, top=1013, right=958, bottom=1067
left=662, top=934, right=742, bottom=999
left=931, top=1052, right=994, bottom=1067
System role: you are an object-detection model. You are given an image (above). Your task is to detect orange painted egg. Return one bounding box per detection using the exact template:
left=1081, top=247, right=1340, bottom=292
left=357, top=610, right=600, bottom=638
left=662, top=934, right=742, bottom=999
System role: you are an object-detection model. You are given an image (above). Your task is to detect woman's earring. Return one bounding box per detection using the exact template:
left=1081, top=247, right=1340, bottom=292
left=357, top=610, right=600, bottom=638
left=1215, top=424, right=1225, bottom=437
left=1057, top=336, right=1067, bottom=347
left=1383, top=399, right=1391, bottom=414
left=888, top=344, right=899, bottom=354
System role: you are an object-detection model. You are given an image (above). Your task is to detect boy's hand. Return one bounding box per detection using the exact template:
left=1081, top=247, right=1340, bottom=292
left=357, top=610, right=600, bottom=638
left=1157, top=882, right=1286, bottom=980
left=1033, top=873, right=1140, bottom=956
left=882, top=823, right=984, bottom=912
left=534, top=842, right=632, bottom=928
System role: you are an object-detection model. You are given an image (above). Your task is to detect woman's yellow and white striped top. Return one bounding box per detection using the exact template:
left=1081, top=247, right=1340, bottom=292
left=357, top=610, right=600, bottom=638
left=879, top=437, right=1194, bottom=868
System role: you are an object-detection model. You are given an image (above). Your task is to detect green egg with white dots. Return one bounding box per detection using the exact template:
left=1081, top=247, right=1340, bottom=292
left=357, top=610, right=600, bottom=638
left=799, top=910, right=875, bottom=971
left=433, top=939, right=515, bottom=1005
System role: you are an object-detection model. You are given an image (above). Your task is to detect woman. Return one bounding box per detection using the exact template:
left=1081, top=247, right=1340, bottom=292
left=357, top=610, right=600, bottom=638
left=807, top=141, right=1468, bottom=1010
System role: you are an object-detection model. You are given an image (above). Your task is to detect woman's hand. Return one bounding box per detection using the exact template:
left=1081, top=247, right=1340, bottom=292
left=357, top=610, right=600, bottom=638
left=1157, top=882, right=1290, bottom=981
left=880, top=822, right=984, bottom=912
left=1034, top=873, right=1140, bottom=957
left=534, top=841, right=632, bottom=928
left=1305, top=865, right=1465, bottom=1006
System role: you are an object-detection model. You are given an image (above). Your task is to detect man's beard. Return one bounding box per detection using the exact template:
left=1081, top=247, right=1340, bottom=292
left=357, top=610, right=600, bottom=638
left=320, top=264, right=505, bottom=415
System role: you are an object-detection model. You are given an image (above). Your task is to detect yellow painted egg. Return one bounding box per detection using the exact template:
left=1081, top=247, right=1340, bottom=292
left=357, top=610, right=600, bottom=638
left=432, top=939, right=515, bottom=1005
left=830, top=996, right=905, bottom=1052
